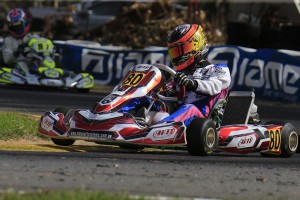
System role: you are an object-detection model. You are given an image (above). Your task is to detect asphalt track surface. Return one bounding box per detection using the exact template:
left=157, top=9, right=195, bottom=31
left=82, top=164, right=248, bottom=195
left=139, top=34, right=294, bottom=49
left=1, top=85, right=300, bottom=199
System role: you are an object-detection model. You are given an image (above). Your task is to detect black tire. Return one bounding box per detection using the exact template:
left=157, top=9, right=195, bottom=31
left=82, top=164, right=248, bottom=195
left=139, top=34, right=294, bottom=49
left=51, top=138, right=76, bottom=146
left=51, top=107, right=76, bottom=146
left=298, top=138, right=300, bottom=153
left=186, top=118, right=218, bottom=156
left=263, top=121, right=298, bottom=158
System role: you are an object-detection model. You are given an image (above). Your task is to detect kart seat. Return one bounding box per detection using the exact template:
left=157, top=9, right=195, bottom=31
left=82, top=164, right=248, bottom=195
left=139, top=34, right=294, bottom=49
left=221, top=91, right=255, bottom=126
left=134, top=107, right=147, bottom=120
left=135, top=107, right=169, bottom=125
left=134, top=107, right=147, bottom=124
left=208, top=98, right=226, bottom=128
left=208, top=98, right=226, bottom=118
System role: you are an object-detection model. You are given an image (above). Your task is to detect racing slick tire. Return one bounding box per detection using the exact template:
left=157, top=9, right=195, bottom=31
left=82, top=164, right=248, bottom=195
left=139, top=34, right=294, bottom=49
left=261, top=121, right=298, bottom=158
left=51, top=138, right=75, bottom=146
left=186, top=118, right=218, bottom=156
left=50, top=107, right=76, bottom=146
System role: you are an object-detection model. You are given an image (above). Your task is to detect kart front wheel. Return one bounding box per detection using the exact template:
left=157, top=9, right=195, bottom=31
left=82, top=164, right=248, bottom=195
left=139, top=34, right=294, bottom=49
left=263, top=121, right=298, bottom=158
left=51, top=138, right=76, bottom=146
left=186, top=118, right=218, bottom=156
left=52, top=107, right=76, bottom=146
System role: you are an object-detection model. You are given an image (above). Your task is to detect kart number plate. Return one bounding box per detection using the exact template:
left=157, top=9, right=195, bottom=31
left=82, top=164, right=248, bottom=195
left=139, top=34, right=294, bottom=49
left=45, top=70, right=60, bottom=78
left=123, top=72, right=145, bottom=87
left=267, top=128, right=281, bottom=153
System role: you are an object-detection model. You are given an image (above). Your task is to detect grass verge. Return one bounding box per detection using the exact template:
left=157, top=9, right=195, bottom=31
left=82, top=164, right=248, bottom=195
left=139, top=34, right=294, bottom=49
left=0, top=190, right=141, bottom=200
left=0, top=112, right=42, bottom=140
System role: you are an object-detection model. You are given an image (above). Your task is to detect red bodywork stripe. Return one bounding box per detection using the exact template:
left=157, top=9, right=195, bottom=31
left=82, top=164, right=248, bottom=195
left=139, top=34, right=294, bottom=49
left=219, top=126, right=248, bottom=143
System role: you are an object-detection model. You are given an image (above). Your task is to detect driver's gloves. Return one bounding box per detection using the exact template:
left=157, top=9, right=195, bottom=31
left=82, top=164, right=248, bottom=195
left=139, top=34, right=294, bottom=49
left=174, top=72, right=198, bottom=92
left=13, top=48, right=22, bottom=57
left=13, top=44, right=25, bottom=57
left=164, top=84, right=176, bottom=96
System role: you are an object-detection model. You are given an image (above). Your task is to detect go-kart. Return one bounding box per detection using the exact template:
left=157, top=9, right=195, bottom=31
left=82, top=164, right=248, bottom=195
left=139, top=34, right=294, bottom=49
left=0, top=37, right=94, bottom=92
left=38, top=63, right=299, bottom=157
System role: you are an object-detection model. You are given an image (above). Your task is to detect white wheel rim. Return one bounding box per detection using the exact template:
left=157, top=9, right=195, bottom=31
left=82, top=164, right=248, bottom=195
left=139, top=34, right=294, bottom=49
left=289, top=131, right=298, bottom=152
left=206, top=127, right=216, bottom=148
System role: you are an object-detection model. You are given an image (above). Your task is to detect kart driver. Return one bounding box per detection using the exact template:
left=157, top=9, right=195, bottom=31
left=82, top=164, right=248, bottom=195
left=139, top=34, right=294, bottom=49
left=0, top=8, right=39, bottom=76
left=158, top=24, right=231, bottom=126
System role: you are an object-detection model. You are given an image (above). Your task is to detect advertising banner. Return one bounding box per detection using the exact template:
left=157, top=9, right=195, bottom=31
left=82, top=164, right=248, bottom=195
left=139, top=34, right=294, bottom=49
left=54, top=41, right=300, bottom=102
left=208, top=46, right=300, bottom=102
left=55, top=42, right=170, bottom=86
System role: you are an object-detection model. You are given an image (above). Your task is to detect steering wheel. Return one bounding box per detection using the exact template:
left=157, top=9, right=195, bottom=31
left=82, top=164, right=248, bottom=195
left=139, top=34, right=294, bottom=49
left=152, top=63, right=186, bottom=101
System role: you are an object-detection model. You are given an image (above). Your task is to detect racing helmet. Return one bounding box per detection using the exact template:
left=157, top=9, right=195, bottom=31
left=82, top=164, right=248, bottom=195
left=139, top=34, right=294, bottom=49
left=167, top=24, right=209, bottom=71
left=7, top=8, right=30, bottom=38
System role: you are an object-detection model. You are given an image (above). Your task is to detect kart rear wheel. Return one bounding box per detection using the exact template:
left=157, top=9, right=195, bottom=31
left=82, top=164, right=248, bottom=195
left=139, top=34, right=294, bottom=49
left=51, top=138, right=76, bottom=146
left=186, top=118, right=217, bottom=156
left=262, top=121, right=298, bottom=158
left=52, top=107, right=76, bottom=146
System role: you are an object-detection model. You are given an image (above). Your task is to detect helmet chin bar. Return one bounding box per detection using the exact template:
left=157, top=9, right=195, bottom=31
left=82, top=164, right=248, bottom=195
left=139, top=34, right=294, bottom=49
left=194, top=44, right=209, bottom=65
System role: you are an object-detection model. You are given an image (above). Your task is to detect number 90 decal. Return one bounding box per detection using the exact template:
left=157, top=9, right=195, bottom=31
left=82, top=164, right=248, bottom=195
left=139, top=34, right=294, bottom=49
left=266, top=129, right=281, bottom=153
left=123, top=72, right=145, bottom=87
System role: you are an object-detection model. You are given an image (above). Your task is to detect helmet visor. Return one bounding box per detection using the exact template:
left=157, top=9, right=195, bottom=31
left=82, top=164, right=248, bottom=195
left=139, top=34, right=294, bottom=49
left=168, top=40, right=195, bottom=66
left=8, top=21, right=25, bottom=33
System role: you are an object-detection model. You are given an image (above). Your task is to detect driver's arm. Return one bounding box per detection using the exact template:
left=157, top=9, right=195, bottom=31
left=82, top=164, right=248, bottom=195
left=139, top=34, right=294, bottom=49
left=1, top=36, right=18, bottom=65
left=174, top=63, right=231, bottom=96
left=194, top=64, right=231, bottom=96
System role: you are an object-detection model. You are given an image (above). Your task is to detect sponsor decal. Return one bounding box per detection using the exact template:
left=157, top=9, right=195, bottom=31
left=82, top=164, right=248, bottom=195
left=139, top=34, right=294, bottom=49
left=148, top=127, right=177, bottom=141
left=135, top=64, right=152, bottom=71
left=265, top=129, right=281, bottom=153
left=237, top=135, right=256, bottom=148
left=100, top=94, right=118, bottom=104
left=41, top=116, right=54, bottom=131
left=111, top=91, right=125, bottom=96
left=2, top=72, right=11, bottom=80
left=69, top=130, right=115, bottom=139
left=45, top=69, right=60, bottom=78
left=79, top=110, right=123, bottom=121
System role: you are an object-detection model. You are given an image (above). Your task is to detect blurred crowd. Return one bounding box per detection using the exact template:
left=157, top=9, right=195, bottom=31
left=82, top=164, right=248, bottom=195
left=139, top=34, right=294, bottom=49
left=1, top=0, right=295, bottom=50
left=0, top=0, right=227, bottom=49
left=0, top=2, right=83, bottom=40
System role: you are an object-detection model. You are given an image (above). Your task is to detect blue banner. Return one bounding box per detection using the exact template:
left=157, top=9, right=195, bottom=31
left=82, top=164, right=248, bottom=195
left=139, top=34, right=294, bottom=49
left=54, top=41, right=300, bottom=102
left=55, top=42, right=170, bottom=85
left=208, top=46, right=300, bottom=102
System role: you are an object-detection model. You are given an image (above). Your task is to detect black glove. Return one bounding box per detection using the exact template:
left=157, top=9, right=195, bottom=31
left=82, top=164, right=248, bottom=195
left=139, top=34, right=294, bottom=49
left=13, top=44, right=26, bottom=57
left=174, top=72, right=188, bottom=86
left=13, top=49, right=22, bottom=57
left=174, top=72, right=198, bottom=91
left=164, top=84, right=176, bottom=96
left=185, top=79, right=198, bottom=92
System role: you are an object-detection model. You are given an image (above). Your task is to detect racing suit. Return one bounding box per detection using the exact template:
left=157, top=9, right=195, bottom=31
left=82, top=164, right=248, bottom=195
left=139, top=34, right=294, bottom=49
left=159, top=60, right=231, bottom=126
left=0, top=33, right=39, bottom=75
